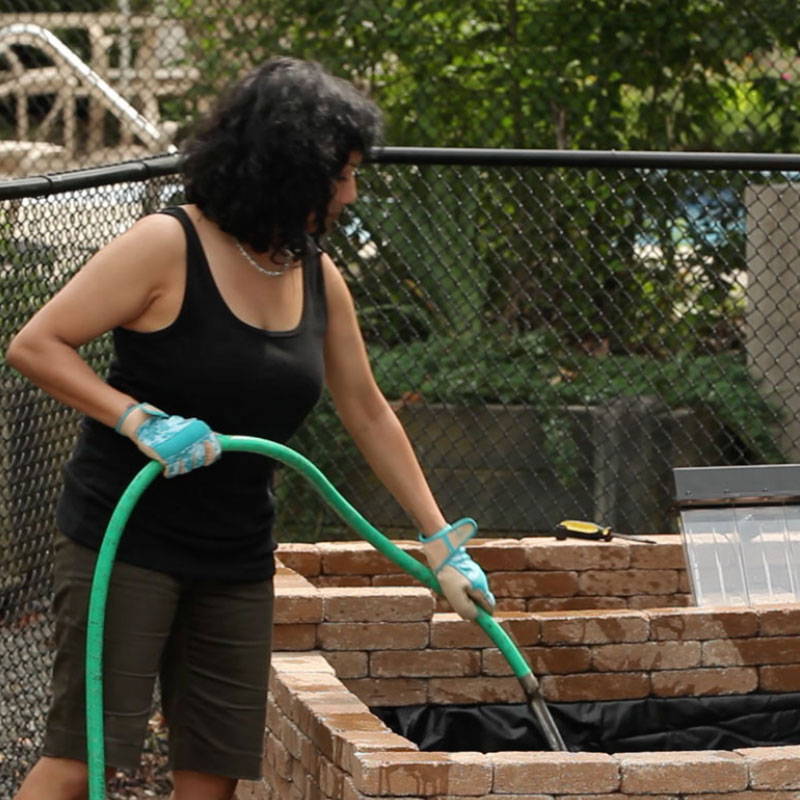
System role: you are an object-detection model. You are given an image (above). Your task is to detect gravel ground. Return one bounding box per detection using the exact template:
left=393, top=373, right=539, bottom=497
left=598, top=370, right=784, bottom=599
left=106, top=713, right=172, bottom=800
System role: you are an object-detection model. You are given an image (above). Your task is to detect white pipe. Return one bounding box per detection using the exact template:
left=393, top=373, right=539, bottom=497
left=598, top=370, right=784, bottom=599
left=0, top=23, right=175, bottom=152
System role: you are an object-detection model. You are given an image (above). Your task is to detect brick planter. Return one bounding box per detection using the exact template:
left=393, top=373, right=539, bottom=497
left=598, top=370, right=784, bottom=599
left=237, top=536, right=800, bottom=800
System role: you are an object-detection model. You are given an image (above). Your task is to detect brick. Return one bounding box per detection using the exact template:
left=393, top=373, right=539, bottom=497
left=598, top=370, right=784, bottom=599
left=428, top=676, right=524, bottom=704
left=628, top=536, right=685, bottom=569
left=758, top=605, right=800, bottom=636
left=619, top=751, right=748, bottom=793
left=469, top=539, right=530, bottom=571
left=538, top=610, right=649, bottom=644
left=340, top=775, right=367, bottom=800
left=523, top=538, right=631, bottom=570
left=351, top=751, right=493, bottom=796
left=527, top=596, right=629, bottom=611
left=276, top=543, right=321, bottom=577
left=648, top=607, right=759, bottom=640
left=493, top=570, right=579, bottom=598
left=703, top=636, right=800, bottom=666
left=760, top=664, right=800, bottom=692
left=303, top=705, right=387, bottom=747
left=295, top=695, right=377, bottom=748
left=651, top=667, right=758, bottom=697
left=235, top=779, right=270, bottom=800
left=496, top=612, right=542, bottom=646
left=694, top=793, right=800, bottom=800
left=592, top=641, right=702, bottom=672
left=273, top=587, right=323, bottom=624
left=320, top=761, right=347, bottom=799
left=677, top=570, right=692, bottom=593
left=271, top=651, right=337, bottom=675
left=322, top=586, right=434, bottom=622
left=491, top=752, right=619, bottom=794
left=578, top=569, right=679, bottom=596
left=263, top=772, right=298, bottom=800
left=290, top=759, right=307, bottom=792
left=278, top=770, right=305, bottom=800
left=495, top=598, right=528, bottom=612
left=269, top=676, right=294, bottom=717
left=278, top=693, right=348, bottom=726
left=272, top=623, right=318, bottom=651
left=372, top=573, right=423, bottom=587
left=301, top=709, right=387, bottom=763
left=371, top=649, right=480, bottom=678
left=266, top=697, right=283, bottom=733
left=318, top=622, right=429, bottom=650
left=483, top=645, right=592, bottom=676
left=319, top=541, right=421, bottom=576
left=266, top=733, right=292, bottom=779
left=334, top=728, right=418, bottom=774
left=540, top=671, right=650, bottom=702
left=315, top=575, right=372, bottom=588
left=738, top=745, right=800, bottom=789
left=628, top=594, right=691, bottom=609
left=431, top=615, right=494, bottom=648
left=296, top=689, right=373, bottom=720
left=322, top=651, right=369, bottom=679
left=299, top=729, right=323, bottom=773
left=461, top=795, right=553, bottom=800
left=344, top=677, right=428, bottom=707
left=279, top=715, right=305, bottom=760
left=274, top=564, right=317, bottom=588
left=278, top=669, right=345, bottom=695
left=560, top=796, right=674, bottom=800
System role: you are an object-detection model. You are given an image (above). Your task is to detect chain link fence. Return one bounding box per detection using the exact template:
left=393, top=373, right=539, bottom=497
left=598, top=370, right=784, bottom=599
left=3, top=2, right=800, bottom=177
left=3, top=148, right=800, bottom=790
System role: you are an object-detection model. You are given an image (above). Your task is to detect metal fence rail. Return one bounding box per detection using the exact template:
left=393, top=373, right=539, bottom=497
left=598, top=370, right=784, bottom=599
left=3, top=148, right=800, bottom=792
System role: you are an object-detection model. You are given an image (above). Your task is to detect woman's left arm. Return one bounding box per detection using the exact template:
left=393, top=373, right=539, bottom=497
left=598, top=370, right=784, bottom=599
left=321, top=254, right=446, bottom=537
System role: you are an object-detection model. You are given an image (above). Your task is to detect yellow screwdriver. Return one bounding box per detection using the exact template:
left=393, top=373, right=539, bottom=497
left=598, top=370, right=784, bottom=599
left=554, top=519, right=657, bottom=544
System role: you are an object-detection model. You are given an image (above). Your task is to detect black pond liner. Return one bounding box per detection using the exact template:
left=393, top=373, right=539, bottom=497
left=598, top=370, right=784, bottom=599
left=373, top=692, right=800, bottom=753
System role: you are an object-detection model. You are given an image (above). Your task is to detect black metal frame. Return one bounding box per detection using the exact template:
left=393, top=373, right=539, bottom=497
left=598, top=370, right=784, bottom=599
left=3, top=147, right=800, bottom=200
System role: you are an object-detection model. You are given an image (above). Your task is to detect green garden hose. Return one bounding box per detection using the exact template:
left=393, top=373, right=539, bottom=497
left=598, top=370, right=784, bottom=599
left=86, top=434, right=567, bottom=800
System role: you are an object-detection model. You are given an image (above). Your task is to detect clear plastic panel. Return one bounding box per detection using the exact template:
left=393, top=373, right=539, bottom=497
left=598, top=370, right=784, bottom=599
left=679, top=505, right=800, bottom=605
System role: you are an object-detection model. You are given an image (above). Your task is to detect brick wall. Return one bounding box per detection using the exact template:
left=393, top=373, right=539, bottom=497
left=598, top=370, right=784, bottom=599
left=235, top=537, right=800, bottom=799
left=276, top=535, right=693, bottom=611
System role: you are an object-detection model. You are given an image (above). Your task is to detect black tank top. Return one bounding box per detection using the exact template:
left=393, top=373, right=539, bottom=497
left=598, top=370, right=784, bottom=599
left=56, top=206, right=327, bottom=581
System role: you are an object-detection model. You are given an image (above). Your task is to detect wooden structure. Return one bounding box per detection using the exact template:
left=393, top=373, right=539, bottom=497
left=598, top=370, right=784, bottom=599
left=0, top=12, right=196, bottom=174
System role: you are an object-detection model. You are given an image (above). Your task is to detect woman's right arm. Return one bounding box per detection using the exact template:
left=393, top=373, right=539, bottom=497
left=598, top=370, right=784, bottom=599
left=5, top=213, right=184, bottom=428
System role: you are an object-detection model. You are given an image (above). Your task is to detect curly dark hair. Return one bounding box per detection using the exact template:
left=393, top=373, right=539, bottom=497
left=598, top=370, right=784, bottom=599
left=181, top=57, right=383, bottom=257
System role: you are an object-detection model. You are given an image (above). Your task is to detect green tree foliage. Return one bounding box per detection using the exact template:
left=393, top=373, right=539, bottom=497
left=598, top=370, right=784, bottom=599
left=171, top=1, right=791, bottom=456
left=168, top=0, right=800, bottom=151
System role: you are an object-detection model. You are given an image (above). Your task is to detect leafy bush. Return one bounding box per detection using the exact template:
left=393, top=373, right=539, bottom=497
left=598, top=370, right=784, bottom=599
left=273, top=330, right=782, bottom=540
left=369, top=331, right=782, bottom=463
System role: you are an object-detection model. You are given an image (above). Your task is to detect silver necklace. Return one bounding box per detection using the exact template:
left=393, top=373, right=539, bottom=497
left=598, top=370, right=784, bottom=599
left=234, top=239, right=295, bottom=277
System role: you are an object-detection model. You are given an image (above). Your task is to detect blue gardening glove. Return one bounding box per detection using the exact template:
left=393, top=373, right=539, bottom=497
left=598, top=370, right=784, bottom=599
left=420, top=518, right=495, bottom=621
left=115, top=402, right=221, bottom=478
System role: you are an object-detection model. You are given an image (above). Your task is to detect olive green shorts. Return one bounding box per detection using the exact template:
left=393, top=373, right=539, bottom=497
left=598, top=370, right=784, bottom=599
left=44, top=534, right=274, bottom=780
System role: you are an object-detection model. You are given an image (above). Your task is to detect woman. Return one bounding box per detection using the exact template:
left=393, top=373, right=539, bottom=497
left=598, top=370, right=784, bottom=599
left=7, top=57, right=494, bottom=800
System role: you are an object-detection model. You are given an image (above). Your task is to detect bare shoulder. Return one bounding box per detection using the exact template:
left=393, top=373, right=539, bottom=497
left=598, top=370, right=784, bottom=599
left=85, top=209, right=187, bottom=283
left=117, top=209, right=185, bottom=253
left=320, top=250, right=341, bottom=279
left=320, top=251, right=352, bottom=302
